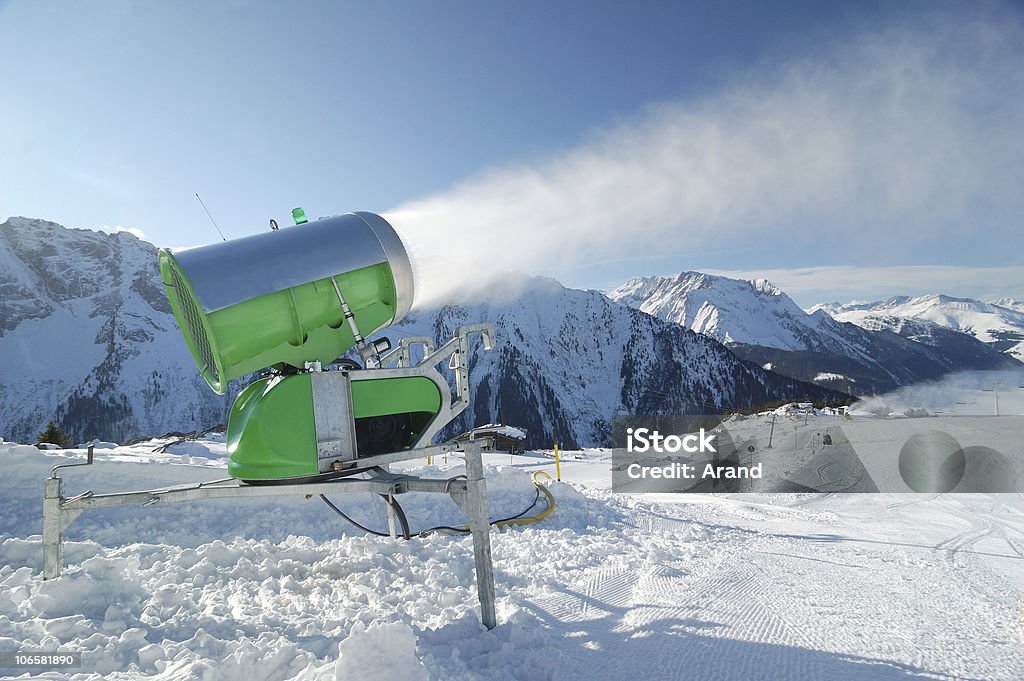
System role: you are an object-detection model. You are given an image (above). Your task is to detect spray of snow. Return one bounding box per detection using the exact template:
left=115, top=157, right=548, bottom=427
left=851, top=369, right=1024, bottom=417
left=387, top=13, right=1024, bottom=309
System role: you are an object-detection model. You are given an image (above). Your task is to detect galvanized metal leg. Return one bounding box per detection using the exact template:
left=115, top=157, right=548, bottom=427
left=43, top=477, right=64, bottom=580
left=463, top=443, right=497, bottom=629
left=385, top=499, right=398, bottom=538
left=381, top=464, right=398, bottom=539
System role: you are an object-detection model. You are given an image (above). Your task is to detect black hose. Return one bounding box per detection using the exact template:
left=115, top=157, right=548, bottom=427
left=501, top=486, right=542, bottom=521
left=417, top=485, right=543, bottom=536
left=319, top=494, right=390, bottom=537
left=319, top=493, right=411, bottom=539
left=381, top=493, right=412, bottom=540
left=320, top=483, right=544, bottom=539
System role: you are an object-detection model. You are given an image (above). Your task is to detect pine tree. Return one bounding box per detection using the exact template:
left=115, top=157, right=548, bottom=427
left=37, top=420, right=72, bottom=448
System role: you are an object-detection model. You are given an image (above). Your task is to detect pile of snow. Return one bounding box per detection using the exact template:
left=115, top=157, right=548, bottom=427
left=467, top=424, right=527, bottom=440
left=77, top=440, right=119, bottom=450
left=813, top=372, right=854, bottom=383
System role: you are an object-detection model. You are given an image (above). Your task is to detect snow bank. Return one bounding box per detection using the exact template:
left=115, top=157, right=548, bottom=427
left=334, top=621, right=427, bottom=681
left=77, top=440, right=119, bottom=450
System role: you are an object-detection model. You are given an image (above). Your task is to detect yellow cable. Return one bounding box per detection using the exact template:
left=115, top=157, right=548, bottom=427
left=449, top=471, right=556, bottom=532
left=494, top=471, right=556, bottom=528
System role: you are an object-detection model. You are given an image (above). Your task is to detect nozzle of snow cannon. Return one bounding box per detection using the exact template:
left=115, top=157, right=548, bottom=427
left=158, top=211, right=414, bottom=394
left=292, top=207, right=308, bottom=225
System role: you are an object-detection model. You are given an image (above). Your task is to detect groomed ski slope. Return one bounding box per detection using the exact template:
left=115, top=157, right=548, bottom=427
left=1, top=434, right=1022, bottom=680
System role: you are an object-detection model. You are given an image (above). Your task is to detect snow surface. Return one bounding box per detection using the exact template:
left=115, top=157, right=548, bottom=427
left=466, top=425, right=527, bottom=440
left=2, top=434, right=1023, bottom=680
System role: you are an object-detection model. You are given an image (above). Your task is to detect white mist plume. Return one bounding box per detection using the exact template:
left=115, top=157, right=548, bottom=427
left=386, top=11, right=1024, bottom=309
left=852, top=369, right=1024, bottom=417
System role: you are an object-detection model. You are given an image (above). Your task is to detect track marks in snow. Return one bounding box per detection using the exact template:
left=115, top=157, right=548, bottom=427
left=535, top=567, right=636, bottom=624
left=524, top=493, right=1024, bottom=680
left=935, top=521, right=994, bottom=565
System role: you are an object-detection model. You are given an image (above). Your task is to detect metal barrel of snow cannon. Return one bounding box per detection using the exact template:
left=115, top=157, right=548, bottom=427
left=158, top=211, right=414, bottom=394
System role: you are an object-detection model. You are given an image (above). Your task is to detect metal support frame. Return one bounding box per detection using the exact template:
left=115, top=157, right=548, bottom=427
left=459, top=441, right=497, bottom=629
left=364, top=323, right=494, bottom=450
left=42, top=441, right=498, bottom=629
left=303, top=324, right=495, bottom=475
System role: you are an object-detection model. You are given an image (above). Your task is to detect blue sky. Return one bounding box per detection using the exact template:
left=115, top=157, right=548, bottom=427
left=2, top=1, right=1021, bottom=306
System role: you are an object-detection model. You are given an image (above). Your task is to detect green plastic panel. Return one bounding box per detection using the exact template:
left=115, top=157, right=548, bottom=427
left=227, top=374, right=318, bottom=480
left=352, top=377, right=442, bottom=418
left=227, top=373, right=444, bottom=481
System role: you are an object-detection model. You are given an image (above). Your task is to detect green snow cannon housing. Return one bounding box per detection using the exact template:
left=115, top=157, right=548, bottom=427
left=158, top=211, right=414, bottom=394
left=159, top=210, right=494, bottom=483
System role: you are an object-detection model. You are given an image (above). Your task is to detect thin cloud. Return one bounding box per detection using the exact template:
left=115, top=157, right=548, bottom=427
left=96, top=224, right=147, bottom=240
left=386, top=9, right=1024, bottom=308
left=702, top=265, right=1024, bottom=307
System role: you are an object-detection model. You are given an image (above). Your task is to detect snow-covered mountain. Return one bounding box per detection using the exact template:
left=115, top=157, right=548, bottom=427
left=608, top=272, right=1020, bottom=394
left=0, top=218, right=842, bottom=447
left=608, top=272, right=843, bottom=350
left=811, top=295, right=1024, bottom=361
left=392, top=274, right=844, bottom=448
left=0, top=217, right=231, bottom=444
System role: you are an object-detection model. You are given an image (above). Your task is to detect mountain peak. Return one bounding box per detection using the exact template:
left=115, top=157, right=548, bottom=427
left=4, top=216, right=60, bottom=228
left=609, top=272, right=1021, bottom=392
left=0, top=219, right=844, bottom=445
left=607, top=270, right=818, bottom=351
left=990, top=298, right=1024, bottom=312
left=751, top=278, right=782, bottom=296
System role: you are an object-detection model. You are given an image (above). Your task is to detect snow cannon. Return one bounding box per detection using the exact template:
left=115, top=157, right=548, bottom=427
left=158, top=212, right=414, bottom=394
left=159, top=210, right=494, bottom=483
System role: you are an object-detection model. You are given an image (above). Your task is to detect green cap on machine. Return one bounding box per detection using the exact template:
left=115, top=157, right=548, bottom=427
left=292, top=207, right=308, bottom=225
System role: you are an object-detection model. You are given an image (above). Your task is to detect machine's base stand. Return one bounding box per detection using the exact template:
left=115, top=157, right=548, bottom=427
left=42, top=442, right=498, bottom=630
left=461, top=443, right=497, bottom=629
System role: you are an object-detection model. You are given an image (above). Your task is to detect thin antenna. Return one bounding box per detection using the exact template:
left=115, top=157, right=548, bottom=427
left=195, top=193, right=227, bottom=242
